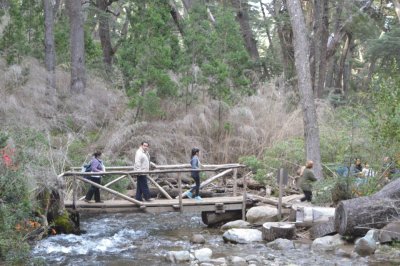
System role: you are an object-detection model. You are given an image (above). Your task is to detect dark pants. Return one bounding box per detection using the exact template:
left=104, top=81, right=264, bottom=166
left=136, top=175, right=151, bottom=201
left=85, top=176, right=101, bottom=202
left=190, top=175, right=200, bottom=197
left=301, top=190, right=312, bottom=202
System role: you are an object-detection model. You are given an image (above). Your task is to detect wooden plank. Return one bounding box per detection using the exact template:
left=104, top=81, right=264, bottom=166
left=242, top=174, right=247, bottom=220
left=147, top=175, right=172, bottom=199
left=233, top=168, right=238, bottom=196
left=178, top=173, right=182, bottom=212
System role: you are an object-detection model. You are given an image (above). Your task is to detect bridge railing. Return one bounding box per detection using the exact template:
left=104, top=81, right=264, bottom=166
left=61, top=163, right=248, bottom=217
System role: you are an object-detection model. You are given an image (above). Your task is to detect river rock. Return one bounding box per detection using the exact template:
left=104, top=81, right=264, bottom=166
left=266, top=238, right=295, bottom=250
left=191, top=234, right=206, bottom=244
left=221, top=220, right=250, bottom=231
left=354, top=229, right=378, bottom=256
left=167, top=250, right=191, bottom=263
left=229, top=256, right=247, bottom=265
left=245, top=254, right=265, bottom=263
left=311, top=234, right=345, bottom=252
left=379, top=221, right=400, bottom=243
left=246, top=205, right=278, bottom=224
left=208, top=258, right=226, bottom=265
left=194, top=248, right=212, bottom=262
left=222, top=228, right=262, bottom=244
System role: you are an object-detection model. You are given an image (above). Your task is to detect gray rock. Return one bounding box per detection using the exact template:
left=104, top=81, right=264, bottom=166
left=311, top=234, right=345, bottom=252
left=221, top=220, right=250, bottom=231
left=191, top=234, right=206, bottom=244
left=229, top=256, right=247, bottom=265
left=194, top=248, right=213, bottom=262
left=354, top=230, right=378, bottom=256
left=379, top=222, right=400, bottom=243
left=167, top=250, right=191, bottom=263
left=267, top=238, right=295, bottom=250
left=246, top=205, right=278, bottom=224
left=222, top=228, right=262, bottom=244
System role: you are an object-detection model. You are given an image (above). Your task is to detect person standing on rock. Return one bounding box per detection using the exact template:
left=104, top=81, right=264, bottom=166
left=134, top=141, right=153, bottom=202
left=299, top=160, right=317, bottom=202
left=187, top=147, right=202, bottom=201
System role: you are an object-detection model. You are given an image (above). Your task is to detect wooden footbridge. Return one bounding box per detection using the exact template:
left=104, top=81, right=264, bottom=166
left=61, top=163, right=254, bottom=225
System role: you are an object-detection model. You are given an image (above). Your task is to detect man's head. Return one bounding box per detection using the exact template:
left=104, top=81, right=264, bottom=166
left=306, top=160, right=313, bottom=169
left=141, top=141, right=149, bottom=152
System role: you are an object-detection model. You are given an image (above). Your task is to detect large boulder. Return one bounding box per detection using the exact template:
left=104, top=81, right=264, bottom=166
left=222, top=228, right=262, bottom=244
left=246, top=205, right=278, bottom=224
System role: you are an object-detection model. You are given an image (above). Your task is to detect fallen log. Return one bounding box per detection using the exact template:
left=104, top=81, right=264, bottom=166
left=295, top=207, right=335, bottom=227
left=335, top=178, right=400, bottom=237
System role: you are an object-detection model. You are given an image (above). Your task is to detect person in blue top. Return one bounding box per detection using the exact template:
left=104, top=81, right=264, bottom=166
left=187, top=147, right=202, bottom=201
left=84, top=151, right=105, bottom=203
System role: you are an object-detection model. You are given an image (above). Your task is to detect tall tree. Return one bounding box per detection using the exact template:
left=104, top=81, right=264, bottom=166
left=393, top=0, right=400, bottom=23
left=66, top=0, right=86, bottom=93
left=286, top=0, right=323, bottom=179
left=44, top=0, right=56, bottom=93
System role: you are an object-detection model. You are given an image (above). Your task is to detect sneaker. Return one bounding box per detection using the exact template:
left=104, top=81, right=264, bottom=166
left=95, top=200, right=104, bottom=203
left=194, top=196, right=202, bottom=201
left=186, top=191, right=193, bottom=199
left=145, top=198, right=154, bottom=202
left=83, top=199, right=91, bottom=203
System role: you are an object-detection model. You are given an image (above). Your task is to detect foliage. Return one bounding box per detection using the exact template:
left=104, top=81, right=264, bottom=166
left=0, top=135, right=33, bottom=263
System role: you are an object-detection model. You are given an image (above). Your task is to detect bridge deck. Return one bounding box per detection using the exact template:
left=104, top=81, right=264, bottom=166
left=65, top=196, right=249, bottom=214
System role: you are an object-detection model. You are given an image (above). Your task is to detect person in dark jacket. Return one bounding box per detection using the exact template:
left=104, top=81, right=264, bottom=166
left=300, top=160, right=317, bottom=202
left=187, top=147, right=202, bottom=201
left=84, top=151, right=105, bottom=203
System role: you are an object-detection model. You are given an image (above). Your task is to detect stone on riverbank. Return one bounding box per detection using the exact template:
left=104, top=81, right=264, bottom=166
left=221, top=220, right=250, bottom=231
left=191, top=234, right=206, bottom=244
left=246, top=205, right=278, bottom=224
left=311, top=234, right=345, bottom=252
left=166, top=250, right=191, bottom=263
left=194, top=248, right=213, bottom=262
left=222, top=228, right=262, bottom=243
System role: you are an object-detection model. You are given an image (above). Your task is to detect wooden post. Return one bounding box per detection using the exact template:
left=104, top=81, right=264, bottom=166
left=278, top=168, right=283, bottom=220
left=233, top=168, right=238, bottom=196
left=73, top=176, right=77, bottom=209
left=242, top=174, right=247, bottom=220
left=147, top=175, right=173, bottom=199
left=178, top=173, right=183, bottom=213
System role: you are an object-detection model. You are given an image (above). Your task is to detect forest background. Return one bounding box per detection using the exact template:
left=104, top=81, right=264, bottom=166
left=0, top=0, right=400, bottom=263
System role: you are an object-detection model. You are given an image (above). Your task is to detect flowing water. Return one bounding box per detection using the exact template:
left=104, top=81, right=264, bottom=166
left=31, top=213, right=397, bottom=265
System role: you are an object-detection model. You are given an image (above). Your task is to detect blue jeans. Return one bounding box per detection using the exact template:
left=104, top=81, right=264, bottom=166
left=190, top=175, right=200, bottom=197
left=136, top=175, right=151, bottom=201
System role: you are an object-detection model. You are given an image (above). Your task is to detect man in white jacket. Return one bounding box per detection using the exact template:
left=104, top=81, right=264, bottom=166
left=134, top=141, right=152, bottom=201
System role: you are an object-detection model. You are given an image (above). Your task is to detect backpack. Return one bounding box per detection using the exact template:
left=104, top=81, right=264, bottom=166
left=81, top=163, right=91, bottom=172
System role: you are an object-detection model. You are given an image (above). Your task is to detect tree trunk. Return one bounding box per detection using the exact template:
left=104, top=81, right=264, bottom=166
left=335, top=33, right=351, bottom=92
left=295, top=206, right=335, bottom=227
left=334, top=178, right=400, bottom=237
left=44, top=0, right=56, bottom=93
left=310, top=0, right=328, bottom=98
left=393, top=0, right=400, bottom=24
left=67, top=0, right=86, bottom=94
left=286, top=0, right=323, bottom=179
left=169, top=0, right=185, bottom=36
left=182, top=0, right=194, bottom=14
left=96, top=0, right=114, bottom=72
left=310, top=217, right=336, bottom=239
left=230, top=0, right=260, bottom=62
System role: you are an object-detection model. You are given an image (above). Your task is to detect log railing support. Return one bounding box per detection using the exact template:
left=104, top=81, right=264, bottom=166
left=233, top=168, right=237, bottom=196
left=73, top=176, right=77, bottom=209
left=148, top=175, right=173, bottom=199
left=178, top=173, right=183, bottom=213
left=79, top=174, right=128, bottom=201
left=76, top=176, right=144, bottom=206
left=242, top=174, right=247, bottom=220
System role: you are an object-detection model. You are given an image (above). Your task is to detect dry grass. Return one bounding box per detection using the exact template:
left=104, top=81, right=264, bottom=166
left=1, top=58, right=333, bottom=190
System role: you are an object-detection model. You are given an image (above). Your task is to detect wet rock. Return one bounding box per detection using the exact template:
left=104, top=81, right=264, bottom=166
left=246, top=205, right=278, bottom=224
left=229, top=256, right=247, bottom=265
left=266, top=238, right=295, bottom=250
left=222, top=228, right=262, bottom=244
left=167, top=250, right=190, bottom=263
left=311, top=234, right=345, bottom=252
left=379, top=221, right=400, bottom=243
left=245, top=254, right=264, bottom=263
left=191, top=234, right=206, bottom=244
left=194, top=248, right=212, bottom=262
left=354, top=229, right=378, bottom=256
left=335, top=248, right=352, bottom=258
left=221, top=220, right=250, bottom=231
left=208, top=257, right=226, bottom=265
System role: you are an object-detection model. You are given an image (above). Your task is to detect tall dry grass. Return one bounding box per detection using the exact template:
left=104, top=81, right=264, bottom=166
left=0, top=57, right=332, bottom=177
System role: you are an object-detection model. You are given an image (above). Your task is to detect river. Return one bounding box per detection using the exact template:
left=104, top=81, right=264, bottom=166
left=31, top=212, right=397, bottom=265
